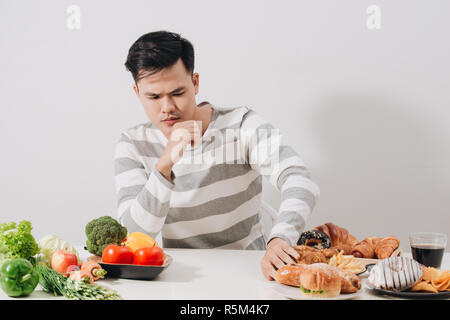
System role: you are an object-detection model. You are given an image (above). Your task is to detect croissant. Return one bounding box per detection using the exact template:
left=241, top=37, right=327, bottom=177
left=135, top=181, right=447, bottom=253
left=374, top=236, right=400, bottom=259
left=351, top=237, right=381, bottom=258
left=314, top=223, right=359, bottom=255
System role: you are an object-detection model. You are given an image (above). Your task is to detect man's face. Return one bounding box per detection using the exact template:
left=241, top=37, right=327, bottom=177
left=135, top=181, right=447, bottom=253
left=133, top=58, right=199, bottom=138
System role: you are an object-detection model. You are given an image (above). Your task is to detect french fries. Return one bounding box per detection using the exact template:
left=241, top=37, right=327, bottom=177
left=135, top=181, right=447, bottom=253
left=328, top=250, right=365, bottom=274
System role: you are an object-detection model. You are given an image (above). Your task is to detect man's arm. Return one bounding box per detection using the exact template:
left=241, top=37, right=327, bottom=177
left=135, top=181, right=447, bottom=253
left=114, top=132, right=174, bottom=238
left=240, top=109, right=320, bottom=280
left=115, top=121, right=201, bottom=238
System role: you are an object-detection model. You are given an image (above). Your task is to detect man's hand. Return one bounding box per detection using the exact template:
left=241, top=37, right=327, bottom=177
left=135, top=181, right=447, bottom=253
left=260, top=237, right=300, bottom=281
left=156, top=120, right=202, bottom=182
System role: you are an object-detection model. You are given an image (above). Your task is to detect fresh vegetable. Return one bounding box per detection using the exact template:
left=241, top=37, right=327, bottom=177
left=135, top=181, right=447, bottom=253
left=0, top=258, right=39, bottom=297
left=50, top=250, right=78, bottom=274
left=85, top=216, right=127, bottom=256
left=66, top=265, right=80, bottom=273
left=133, top=247, right=165, bottom=266
left=80, top=260, right=106, bottom=280
left=69, top=270, right=93, bottom=284
left=37, top=234, right=80, bottom=267
left=122, top=232, right=157, bottom=252
left=102, top=244, right=133, bottom=264
left=36, top=264, right=122, bottom=300
left=0, top=253, right=14, bottom=264
left=0, top=220, right=39, bottom=264
left=299, top=285, right=324, bottom=294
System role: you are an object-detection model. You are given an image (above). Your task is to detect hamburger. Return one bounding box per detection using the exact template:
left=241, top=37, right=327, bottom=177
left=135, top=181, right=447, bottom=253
left=299, top=263, right=342, bottom=298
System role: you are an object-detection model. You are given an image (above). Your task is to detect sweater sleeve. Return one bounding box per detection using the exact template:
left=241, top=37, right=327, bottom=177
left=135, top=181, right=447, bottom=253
left=239, top=109, right=320, bottom=246
left=114, top=132, right=174, bottom=238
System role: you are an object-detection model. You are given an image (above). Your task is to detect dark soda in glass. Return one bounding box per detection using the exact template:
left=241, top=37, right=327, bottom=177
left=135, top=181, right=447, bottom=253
left=411, top=244, right=445, bottom=268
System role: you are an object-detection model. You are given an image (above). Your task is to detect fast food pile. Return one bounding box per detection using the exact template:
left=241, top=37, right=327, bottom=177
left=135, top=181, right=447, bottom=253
left=277, top=222, right=450, bottom=297
left=274, top=222, right=402, bottom=298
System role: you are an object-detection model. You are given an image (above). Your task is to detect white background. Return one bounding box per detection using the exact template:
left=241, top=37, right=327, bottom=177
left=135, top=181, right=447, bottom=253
left=1, top=0, right=449, bottom=251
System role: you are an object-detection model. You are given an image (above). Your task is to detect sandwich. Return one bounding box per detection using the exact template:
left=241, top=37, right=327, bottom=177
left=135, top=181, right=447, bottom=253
left=298, top=263, right=342, bottom=298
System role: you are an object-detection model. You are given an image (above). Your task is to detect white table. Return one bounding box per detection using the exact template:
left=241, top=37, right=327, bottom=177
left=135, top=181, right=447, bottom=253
left=1, top=248, right=449, bottom=300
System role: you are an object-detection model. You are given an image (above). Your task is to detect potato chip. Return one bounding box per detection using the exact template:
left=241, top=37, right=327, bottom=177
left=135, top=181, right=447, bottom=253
left=432, top=279, right=450, bottom=291
left=411, top=281, right=438, bottom=293
left=421, top=267, right=446, bottom=282
left=411, top=267, right=450, bottom=293
left=434, top=271, right=450, bottom=283
left=421, top=267, right=435, bottom=281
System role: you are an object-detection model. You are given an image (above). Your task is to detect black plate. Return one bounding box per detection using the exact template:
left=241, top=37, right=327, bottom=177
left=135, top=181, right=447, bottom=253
left=365, top=282, right=450, bottom=299
left=99, top=254, right=172, bottom=280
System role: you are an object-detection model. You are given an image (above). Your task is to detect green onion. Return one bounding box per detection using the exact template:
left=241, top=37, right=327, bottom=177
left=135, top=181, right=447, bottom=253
left=35, top=263, right=122, bottom=300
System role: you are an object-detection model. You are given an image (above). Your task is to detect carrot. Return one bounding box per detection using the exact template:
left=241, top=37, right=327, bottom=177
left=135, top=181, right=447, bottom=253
left=81, top=260, right=107, bottom=281
left=69, top=270, right=94, bottom=284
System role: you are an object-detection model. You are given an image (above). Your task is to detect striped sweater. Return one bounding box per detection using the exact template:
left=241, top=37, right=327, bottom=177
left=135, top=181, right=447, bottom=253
left=114, top=101, right=320, bottom=250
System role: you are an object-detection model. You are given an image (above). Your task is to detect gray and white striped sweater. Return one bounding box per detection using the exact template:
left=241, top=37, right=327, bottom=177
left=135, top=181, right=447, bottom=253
left=114, top=102, right=320, bottom=250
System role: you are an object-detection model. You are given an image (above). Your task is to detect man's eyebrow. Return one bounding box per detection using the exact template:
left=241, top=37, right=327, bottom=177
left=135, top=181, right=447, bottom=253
left=144, top=86, right=186, bottom=96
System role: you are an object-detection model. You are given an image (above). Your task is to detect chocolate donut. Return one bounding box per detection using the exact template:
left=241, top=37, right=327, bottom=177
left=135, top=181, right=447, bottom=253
left=297, top=230, right=332, bottom=249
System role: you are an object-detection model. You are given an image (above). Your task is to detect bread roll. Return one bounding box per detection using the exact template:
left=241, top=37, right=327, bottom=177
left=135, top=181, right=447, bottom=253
left=274, top=264, right=306, bottom=287
left=299, top=263, right=342, bottom=298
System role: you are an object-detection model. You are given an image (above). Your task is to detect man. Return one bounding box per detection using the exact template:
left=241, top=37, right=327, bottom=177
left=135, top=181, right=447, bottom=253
left=115, top=31, right=320, bottom=280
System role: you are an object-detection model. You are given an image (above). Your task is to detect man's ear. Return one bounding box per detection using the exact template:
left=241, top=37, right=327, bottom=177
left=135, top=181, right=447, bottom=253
left=133, top=83, right=139, bottom=97
left=192, top=73, right=199, bottom=95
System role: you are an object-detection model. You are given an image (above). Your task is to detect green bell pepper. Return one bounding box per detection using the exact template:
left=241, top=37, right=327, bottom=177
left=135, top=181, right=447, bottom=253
left=0, top=258, right=39, bottom=297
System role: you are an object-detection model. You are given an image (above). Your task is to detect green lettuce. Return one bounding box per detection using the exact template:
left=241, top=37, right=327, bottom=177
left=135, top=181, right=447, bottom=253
left=0, top=220, right=40, bottom=264
left=299, top=285, right=325, bottom=294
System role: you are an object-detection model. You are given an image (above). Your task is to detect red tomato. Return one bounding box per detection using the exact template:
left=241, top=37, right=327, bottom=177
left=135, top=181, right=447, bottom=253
left=133, top=247, right=165, bottom=266
left=102, top=244, right=134, bottom=264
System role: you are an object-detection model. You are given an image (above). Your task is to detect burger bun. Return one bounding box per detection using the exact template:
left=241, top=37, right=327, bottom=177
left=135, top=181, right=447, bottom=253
left=299, top=263, right=342, bottom=298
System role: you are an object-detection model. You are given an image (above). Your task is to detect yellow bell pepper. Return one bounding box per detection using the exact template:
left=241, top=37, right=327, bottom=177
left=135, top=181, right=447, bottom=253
left=122, top=232, right=157, bottom=252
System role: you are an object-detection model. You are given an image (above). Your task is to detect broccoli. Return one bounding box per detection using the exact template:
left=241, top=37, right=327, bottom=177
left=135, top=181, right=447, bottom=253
left=85, top=216, right=128, bottom=256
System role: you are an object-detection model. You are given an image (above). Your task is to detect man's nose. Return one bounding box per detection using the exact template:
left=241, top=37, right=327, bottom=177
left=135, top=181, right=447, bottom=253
left=161, top=96, right=176, bottom=113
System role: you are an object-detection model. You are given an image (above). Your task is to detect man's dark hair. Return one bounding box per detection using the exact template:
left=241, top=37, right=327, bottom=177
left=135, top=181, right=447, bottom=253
left=124, top=30, right=195, bottom=83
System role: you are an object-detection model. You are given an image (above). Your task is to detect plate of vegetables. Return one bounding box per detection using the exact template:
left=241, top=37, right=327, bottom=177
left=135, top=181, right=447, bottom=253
left=83, top=216, right=171, bottom=280
left=99, top=249, right=172, bottom=280
left=98, top=231, right=171, bottom=280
